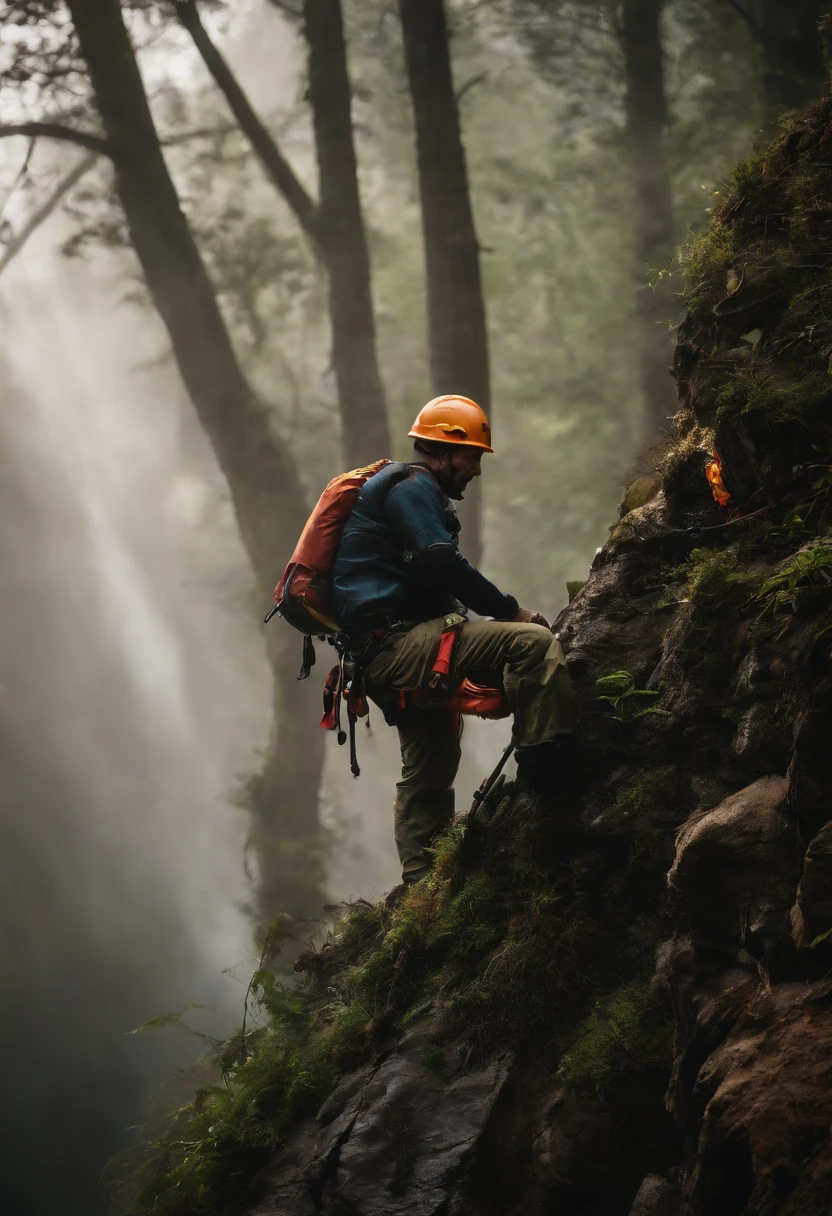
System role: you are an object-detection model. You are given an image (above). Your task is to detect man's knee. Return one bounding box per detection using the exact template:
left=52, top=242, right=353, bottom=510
left=507, top=624, right=563, bottom=669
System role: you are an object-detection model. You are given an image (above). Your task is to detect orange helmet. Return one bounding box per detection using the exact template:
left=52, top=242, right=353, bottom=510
left=408, top=394, right=493, bottom=453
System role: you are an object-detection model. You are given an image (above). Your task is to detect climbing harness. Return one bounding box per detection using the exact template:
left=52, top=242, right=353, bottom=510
left=319, top=641, right=368, bottom=777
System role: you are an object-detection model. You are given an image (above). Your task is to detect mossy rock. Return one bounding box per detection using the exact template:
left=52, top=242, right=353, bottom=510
left=621, top=475, right=662, bottom=515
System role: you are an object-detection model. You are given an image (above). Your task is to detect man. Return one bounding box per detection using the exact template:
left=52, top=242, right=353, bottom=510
left=333, top=394, right=574, bottom=884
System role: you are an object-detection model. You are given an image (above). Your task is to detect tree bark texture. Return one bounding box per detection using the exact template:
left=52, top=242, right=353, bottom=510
left=752, top=1, right=828, bottom=124
left=67, top=0, right=325, bottom=926
left=179, top=0, right=390, bottom=470
left=621, top=0, right=677, bottom=439
left=399, top=0, right=489, bottom=565
left=304, top=0, right=391, bottom=468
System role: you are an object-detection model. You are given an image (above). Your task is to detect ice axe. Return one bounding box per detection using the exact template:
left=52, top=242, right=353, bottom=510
left=468, top=737, right=516, bottom=824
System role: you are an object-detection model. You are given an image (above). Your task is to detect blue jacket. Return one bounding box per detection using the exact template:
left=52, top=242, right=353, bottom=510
left=333, top=462, right=518, bottom=631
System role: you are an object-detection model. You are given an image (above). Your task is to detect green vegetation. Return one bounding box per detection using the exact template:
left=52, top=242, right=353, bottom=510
left=123, top=991, right=337, bottom=1215
left=753, top=540, right=832, bottom=631
left=595, top=670, right=667, bottom=722
left=681, top=222, right=739, bottom=313
left=557, top=979, right=673, bottom=1100
left=715, top=369, right=832, bottom=427
left=677, top=91, right=832, bottom=460
left=683, top=546, right=762, bottom=609
left=120, top=776, right=677, bottom=1214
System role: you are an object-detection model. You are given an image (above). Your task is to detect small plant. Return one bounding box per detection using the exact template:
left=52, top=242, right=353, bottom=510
left=595, top=670, right=668, bottom=722
left=754, top=542, right=832, bottom=621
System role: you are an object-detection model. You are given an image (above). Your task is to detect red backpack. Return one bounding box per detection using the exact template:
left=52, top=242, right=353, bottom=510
left=272, top=459, right=390, bottom=637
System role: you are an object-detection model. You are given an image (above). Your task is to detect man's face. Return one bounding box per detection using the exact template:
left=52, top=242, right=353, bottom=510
left=440, top=445, right=483, bottom=499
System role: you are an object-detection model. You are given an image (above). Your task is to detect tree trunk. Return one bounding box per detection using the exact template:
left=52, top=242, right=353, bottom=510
left=621, top=0, right=677, bottom=440
left=753, top=1, right=828, bottom=124
left=178, top=0, right=390, bottom=469
left=399, top=0, right=489, bottom=566
left=304, top=0, right=391, bottom=468
left=66, top=0, right=325, bottom=926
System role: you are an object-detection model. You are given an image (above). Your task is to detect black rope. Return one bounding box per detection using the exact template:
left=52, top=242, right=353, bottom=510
left=632, top=506, right=769, bottom=546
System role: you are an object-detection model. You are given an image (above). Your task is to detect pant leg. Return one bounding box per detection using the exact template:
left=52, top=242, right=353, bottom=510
left=450, top=621, right=573, bottom=748
left=364, top=618, right=572, bottom=747
left=394, top=707, right=461, bottom=880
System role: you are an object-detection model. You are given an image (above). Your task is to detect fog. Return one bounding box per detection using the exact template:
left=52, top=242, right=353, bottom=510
left=0, top=235, right=269, bottom=1213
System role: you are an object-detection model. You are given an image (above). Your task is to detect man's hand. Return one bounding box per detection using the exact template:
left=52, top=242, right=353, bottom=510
left=512, top=607, right=550, bottom=628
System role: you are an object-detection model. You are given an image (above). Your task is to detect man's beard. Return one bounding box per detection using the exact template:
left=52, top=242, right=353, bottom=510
left=434, top=464, right=465, bottom=499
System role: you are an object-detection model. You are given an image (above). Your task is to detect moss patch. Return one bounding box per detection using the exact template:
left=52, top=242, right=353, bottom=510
left=557, top=979, right=673, bottom=1101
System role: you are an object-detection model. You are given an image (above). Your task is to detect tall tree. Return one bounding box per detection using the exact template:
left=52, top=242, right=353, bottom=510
left=176, top=0, right=391, bottom=468
left=399, top=0, right=489, bottom=565
left=621, top=0, right=676, bottom=437
left=50, top=0, right=326, bottom=926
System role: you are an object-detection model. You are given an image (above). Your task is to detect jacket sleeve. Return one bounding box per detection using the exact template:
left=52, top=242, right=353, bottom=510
left=384, top=472, right=519, bottom=620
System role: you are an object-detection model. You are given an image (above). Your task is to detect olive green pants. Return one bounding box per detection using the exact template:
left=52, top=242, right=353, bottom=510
left=364, top=617, right=573, bottom=880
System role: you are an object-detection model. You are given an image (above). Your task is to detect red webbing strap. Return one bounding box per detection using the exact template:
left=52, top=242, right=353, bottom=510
left=320, top=664, right=340, bottom=730
left=432, top=628, right=458, bottom=678
left=429, top=618, right=465, bottom=689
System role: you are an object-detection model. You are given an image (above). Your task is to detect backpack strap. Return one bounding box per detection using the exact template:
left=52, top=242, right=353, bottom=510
left=297, top=635, right=316, bottom=681
left=373, top=461, right=416, bottom=512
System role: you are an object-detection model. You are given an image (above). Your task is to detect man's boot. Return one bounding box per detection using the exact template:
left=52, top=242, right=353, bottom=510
left=515, top=736, right=578, bottom=796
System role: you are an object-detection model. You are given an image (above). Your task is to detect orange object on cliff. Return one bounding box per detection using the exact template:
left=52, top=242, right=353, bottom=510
left=705, top=450, right=731, bottom=507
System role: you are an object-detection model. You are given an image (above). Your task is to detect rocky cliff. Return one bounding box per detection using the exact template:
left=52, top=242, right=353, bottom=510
left=127, top=98, right=832, bottom=1216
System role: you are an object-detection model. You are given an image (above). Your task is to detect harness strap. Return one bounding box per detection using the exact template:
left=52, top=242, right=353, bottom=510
left=335, top=652, right=346, bottom=745
left=348, top=709, right=360, bottom=777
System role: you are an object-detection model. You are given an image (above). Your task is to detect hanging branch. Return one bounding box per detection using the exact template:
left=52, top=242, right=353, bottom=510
left=0, top=122, right=113, bottom=158
left=0, top=151, right=98, bottom=276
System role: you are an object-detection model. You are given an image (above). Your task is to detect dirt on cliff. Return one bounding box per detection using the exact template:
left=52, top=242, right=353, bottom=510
left=123, top=96, right=832, bottom=1216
